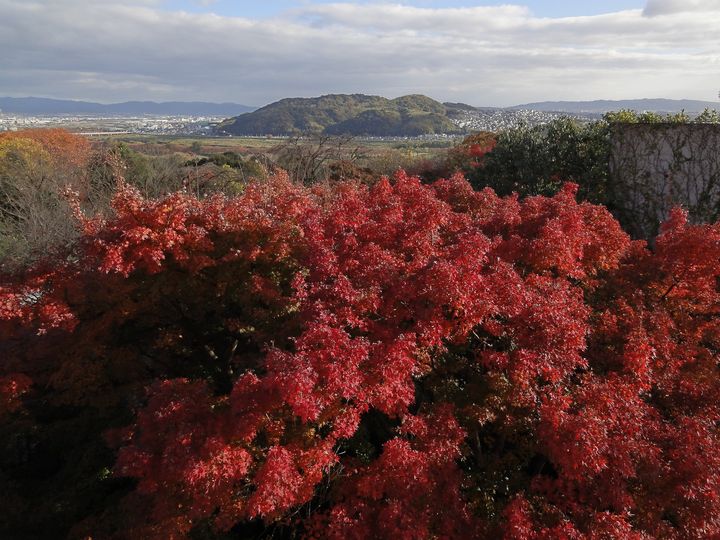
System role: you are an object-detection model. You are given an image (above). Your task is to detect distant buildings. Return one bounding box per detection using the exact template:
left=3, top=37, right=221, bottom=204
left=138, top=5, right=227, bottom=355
left=0, top=108, right=599, bottom=137
left=0, top=114, right=224, bottom=135
left=449, top=108, right=597, bottom=132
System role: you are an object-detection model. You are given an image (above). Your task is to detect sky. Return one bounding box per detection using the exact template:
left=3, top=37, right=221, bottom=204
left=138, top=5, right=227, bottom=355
left=0, top=0, right=719, bottom=107
left=161, top=1, right=645, bottom=19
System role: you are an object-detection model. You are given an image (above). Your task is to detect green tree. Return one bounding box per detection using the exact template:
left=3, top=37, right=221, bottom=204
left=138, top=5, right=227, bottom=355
left=464, top=117, right=611, bottom=202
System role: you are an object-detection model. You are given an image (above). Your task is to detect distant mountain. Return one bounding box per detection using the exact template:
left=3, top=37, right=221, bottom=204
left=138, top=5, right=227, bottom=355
left=509, top=99, right=720, bottom=114
left=443, top=102, right=501, bottom=112
left=0, top=97, right=255, bottom=116
left=218, top=94, right=461, bottom=137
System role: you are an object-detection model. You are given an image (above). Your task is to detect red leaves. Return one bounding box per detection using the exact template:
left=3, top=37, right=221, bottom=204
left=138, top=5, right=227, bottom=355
left=0, top=271, right=78, bottom=335
left=80, top=183, right=216, bottom=276
left=448, top=132, right=498, bottom=170
left=654, top=208, right=720, bottom=304
left=4, top=169, right=720, bottom=539
left=246, top=446, right=304, bottom=519
left=265, top=323, right=369, bottom=422
left=316, top=407, right=478, bottom=540
left=539, top=375, right=658, bottom=484
left=499, top=183, right=631, bottom=280
left=0, top=373, right=32, bottom=416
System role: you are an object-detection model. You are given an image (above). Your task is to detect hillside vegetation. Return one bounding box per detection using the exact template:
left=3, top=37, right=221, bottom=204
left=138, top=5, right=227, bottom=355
left=218, top=93, right=461, bottom=137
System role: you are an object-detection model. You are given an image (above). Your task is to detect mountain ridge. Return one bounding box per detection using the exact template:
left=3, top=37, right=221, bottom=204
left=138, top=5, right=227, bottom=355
left=218, top=94, right=461, bottom=137
left=0, top=97, right=255, bottom=116
left=510, top=98, right=720, bottom=114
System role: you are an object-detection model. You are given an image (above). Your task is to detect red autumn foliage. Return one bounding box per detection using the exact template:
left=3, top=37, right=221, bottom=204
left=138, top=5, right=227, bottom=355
left=449, top=131, right=497, bottom=169
left=1, top=169, right=720, bottom=539
left=0, top=373, right=32, bottom=416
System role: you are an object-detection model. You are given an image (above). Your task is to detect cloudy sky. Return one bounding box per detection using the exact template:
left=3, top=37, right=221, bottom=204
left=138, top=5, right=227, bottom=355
left=1, top=0, right=719, bottom=107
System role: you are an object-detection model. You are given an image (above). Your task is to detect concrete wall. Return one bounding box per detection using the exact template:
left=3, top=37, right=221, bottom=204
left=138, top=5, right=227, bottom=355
left=609, top=123, right=720, bottom=238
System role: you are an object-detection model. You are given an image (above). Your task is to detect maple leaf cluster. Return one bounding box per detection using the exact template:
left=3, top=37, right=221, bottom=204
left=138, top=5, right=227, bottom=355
left=1, top=170, right=719, bottom=539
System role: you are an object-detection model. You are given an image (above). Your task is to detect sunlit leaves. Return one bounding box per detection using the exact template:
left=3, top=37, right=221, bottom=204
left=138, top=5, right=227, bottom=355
left=2, top=169, right=720, bottom=539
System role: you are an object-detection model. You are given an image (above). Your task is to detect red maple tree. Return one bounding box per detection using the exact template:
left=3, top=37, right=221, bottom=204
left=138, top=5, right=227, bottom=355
left=1, top=170, right=719, bottom=539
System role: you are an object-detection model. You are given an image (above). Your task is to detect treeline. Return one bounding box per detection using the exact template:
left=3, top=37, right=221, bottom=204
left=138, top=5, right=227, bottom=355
left=0, top=131, right=272, bottom=267
left=3, top=109, right=719, bottom=267
left=0, top=131, right=433, bottom=266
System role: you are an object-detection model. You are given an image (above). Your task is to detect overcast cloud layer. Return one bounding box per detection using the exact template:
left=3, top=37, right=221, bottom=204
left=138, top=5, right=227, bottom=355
left=0, top=0, right=718, bottom=106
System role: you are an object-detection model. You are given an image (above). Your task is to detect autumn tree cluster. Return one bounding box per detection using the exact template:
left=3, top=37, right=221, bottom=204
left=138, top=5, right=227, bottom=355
left=443, top=112, right=720, bottom=240
left=1, top=165, right=720, bottom=540
left=0, top=129, right=92, bottom=261
left=0, top=129, right=273, bottom=267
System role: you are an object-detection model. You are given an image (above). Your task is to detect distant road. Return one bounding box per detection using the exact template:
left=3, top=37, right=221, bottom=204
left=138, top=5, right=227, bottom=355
left=78, top=131, right=132, bottom=136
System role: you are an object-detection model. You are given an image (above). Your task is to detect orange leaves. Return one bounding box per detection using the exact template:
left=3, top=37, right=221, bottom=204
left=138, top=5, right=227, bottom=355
left=0, top=128, right=91, bottom=170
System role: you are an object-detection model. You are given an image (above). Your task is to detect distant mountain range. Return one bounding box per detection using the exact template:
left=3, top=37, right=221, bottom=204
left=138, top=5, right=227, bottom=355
left=0, top=97, right=255, bottom=116
left=218, top=94, right=461, bottom=137
left=510, top=99, right=720, bottom=114
left=4, top=96, right=718, bottom=135
left=220, top=95, right=720, bottom=137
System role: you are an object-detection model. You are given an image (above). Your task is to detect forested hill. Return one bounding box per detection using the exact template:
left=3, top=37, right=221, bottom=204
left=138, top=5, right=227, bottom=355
left=217, top=94, right=462, bottom=137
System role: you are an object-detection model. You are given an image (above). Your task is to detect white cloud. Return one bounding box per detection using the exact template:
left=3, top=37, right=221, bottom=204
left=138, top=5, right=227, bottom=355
left=644, top=0, right=720, bottom=16
left=0, top=0, right=718, bottom=106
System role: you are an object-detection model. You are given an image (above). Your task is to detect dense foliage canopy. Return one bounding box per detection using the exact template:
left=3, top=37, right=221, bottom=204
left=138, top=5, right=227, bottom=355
left=1, top=170, right=720, bottom=539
